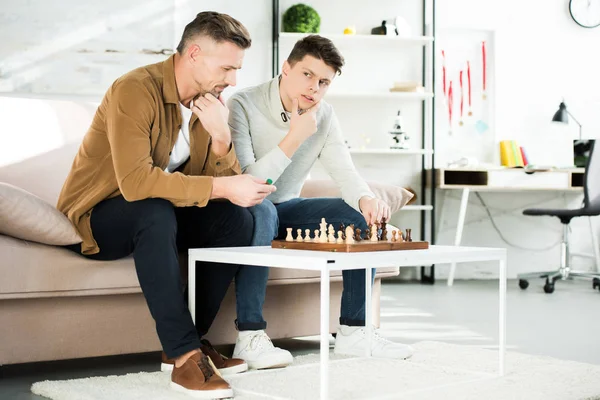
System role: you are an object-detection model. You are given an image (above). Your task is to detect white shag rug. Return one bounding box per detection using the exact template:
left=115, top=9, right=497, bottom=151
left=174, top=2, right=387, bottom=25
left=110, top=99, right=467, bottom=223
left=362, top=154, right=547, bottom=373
left=31, top=341, right=600, bottom=400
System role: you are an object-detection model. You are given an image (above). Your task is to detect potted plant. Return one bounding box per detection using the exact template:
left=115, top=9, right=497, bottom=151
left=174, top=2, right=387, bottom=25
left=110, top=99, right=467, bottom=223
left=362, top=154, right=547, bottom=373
left=283, top=4, right=321, bottom=33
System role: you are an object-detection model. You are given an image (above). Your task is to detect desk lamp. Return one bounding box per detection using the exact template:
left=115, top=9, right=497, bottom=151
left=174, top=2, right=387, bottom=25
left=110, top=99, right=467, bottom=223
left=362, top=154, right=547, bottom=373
left=552, top=101, right=582, bottom=140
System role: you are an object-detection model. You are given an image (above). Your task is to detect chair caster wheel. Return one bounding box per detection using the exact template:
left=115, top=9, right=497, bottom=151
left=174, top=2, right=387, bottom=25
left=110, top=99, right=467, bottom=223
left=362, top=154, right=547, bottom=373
left=593, top=278, right=600, bottom=291
left=518, top=279, right=529, bottom=290
left=544, top=280, right=555, bottom=294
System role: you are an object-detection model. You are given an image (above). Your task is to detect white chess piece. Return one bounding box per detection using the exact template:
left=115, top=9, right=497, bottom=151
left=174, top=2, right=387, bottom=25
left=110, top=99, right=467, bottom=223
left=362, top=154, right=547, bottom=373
left=320, top=218, right=328, bottom=230
left=286, top=228, right=293, bottom=242
left=328, top=231, right=336, bottom=243
left=328, top=224, right=335, bottom=235
left=336, top=231, right=344, bottom=244
left=370, top=225, right=378, bottom=242
left=296, top=229, right=303, bottom=242
left=319, top=218, right=328, bottom=242
left=305, top=229, right=311, bottom=242
left=314, top=229, right=320, bottom=242
left=345, top=226, right=355, bottom=244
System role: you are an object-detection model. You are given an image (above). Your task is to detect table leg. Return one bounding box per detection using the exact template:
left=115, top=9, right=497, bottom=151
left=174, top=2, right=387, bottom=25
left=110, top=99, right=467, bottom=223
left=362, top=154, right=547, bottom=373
left=320, top=268, right=330, bottom=400
left=448, top=188, right=470, bottom=286
left=589, top=217, right=600, bottom=273
left=365, top=267, right=372, bottom=357
left=188, top=254, right=196, bottom=324
left=498, top=256, right=507, bottom=377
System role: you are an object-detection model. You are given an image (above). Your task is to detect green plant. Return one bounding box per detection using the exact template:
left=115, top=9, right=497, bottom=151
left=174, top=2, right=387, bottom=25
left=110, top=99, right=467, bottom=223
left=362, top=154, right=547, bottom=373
left=282, top=4, right=320, bottom=33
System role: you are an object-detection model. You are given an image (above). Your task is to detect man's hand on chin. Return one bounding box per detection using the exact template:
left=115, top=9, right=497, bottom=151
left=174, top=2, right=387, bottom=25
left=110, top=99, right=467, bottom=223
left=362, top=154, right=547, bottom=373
left=191, top=93, right=231, bottom=156
left=359, top=196, right=391, bottom=226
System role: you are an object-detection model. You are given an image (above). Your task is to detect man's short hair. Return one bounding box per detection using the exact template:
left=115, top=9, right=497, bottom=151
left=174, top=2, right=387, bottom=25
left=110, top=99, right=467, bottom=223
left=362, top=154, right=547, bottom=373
left=287, top=35, right=345, bottom=75
left=176, top=11, right=251, bottom=54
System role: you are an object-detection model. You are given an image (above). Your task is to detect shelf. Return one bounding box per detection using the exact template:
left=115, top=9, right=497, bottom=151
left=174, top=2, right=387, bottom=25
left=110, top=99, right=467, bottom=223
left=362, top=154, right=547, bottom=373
left=401, top=205, right=434, bottom=211
left=326, top=91, right=433, bottom=100
left=279, top=32, right=434, bottom=46
left=349, top=148, right=433, bottom=155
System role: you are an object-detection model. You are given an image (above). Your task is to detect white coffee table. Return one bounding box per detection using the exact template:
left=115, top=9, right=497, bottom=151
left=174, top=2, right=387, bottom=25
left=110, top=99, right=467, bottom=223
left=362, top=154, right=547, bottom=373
left=188, top=245, right=507, bottom=400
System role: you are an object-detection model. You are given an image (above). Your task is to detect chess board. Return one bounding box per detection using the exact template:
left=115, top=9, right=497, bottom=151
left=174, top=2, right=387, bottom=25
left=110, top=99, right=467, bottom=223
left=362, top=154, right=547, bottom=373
left=271, top=239, right=429, bottom=252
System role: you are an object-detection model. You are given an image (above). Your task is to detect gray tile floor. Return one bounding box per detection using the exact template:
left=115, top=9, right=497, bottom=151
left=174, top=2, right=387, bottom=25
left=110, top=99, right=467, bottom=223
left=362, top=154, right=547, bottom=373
left=2, top=279, right=599, bottom=399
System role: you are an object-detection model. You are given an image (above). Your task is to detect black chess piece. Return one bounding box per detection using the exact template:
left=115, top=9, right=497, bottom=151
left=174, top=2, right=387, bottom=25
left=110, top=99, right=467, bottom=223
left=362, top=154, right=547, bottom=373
left=364, top=228, right=371, bottom=241
left=380, top=217, right=388, bottom=241
left=406, top=228, right=413, bottom=242
left=354, top=228, right=362, bottom=242
left=340, top=223, right=346, bottom=240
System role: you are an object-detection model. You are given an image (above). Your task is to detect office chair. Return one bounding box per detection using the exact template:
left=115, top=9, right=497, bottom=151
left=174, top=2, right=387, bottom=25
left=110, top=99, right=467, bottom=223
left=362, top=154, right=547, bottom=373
left=518, top=141, right=600, bottom=294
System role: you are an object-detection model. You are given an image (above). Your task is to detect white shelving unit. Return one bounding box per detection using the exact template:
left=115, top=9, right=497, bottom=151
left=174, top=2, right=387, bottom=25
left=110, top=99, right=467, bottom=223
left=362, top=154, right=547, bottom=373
left=273, top=0, right=437, bottom=281
left=326, top=91, right=433, bottom=100
left=403, top=205, right=434, bottom=211
left=279, top=31, right=434, bottom=46
left=349, top=148, right=433, bottom=155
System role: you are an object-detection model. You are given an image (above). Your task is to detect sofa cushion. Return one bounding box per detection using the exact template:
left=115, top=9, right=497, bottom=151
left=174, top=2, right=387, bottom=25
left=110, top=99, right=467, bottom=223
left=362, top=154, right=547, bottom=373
left=0, top=183, right=81, bottom=246
left=300, top=180, right=414, bottom=213
left=0, top=233, right=398, bottom=298
left=0, top=234, right=138, bottom=298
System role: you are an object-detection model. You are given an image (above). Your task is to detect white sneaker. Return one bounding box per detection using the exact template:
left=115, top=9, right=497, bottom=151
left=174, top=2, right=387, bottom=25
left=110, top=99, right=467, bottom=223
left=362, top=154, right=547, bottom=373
left=334, top=325, right=414, bottom=359
left=232, top=330, right=293, bottom=370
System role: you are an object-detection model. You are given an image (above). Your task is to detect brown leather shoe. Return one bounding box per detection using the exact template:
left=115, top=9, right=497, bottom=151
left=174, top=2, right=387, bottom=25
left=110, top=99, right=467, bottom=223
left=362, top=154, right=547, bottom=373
left=162, top=340, right=248, bottom=375
left=170, top=351, right=233, bottom=399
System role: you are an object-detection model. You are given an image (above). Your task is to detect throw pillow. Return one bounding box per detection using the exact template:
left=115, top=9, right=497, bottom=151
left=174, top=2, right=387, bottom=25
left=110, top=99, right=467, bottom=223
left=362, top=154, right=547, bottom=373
left=299, top=180, right=414, bottom=213
left=0, top=182, right=81, bottom=245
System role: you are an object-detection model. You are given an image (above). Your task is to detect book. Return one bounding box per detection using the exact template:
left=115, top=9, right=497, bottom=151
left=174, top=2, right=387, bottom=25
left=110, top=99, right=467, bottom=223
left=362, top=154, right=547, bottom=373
left=520, top=146, right=529, bottom=166
left=500, top=140, right=516, bottom=167
left=499, top=140, right=525, bottom=167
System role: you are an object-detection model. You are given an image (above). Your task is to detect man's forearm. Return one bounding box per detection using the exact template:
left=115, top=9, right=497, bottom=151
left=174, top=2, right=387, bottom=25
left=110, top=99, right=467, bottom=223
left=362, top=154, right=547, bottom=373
left=211, top=176, right=229, bottom=199
left=211, top=138, right=232, bottom=157
left=278, top=129, right=304, bottom=158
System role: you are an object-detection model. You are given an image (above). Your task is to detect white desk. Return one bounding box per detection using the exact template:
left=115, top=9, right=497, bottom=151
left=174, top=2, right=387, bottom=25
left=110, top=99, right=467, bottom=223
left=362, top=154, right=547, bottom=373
left=188, top=245, right=507, bottom=400
left=435, top=168, right=600, bottom=286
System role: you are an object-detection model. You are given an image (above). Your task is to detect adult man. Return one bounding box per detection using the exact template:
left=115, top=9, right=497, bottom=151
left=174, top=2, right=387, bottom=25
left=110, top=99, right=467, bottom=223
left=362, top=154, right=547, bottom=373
left=58, top=12, right=275, bottom=398
left=229, top=35, right=414, bottom=368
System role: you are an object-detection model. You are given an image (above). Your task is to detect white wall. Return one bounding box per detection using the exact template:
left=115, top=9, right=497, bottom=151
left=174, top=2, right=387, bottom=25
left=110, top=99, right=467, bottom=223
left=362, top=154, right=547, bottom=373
left=434, top=0, right=600, bottom=280
left=2, top=0, right=600, bottom=279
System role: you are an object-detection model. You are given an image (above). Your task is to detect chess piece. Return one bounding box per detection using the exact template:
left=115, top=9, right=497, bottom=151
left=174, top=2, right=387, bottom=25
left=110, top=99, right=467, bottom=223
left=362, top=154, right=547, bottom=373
left=391, top=230, right=397, bottom=242
left=364, top=228, right=370, bottom=241
left=305, top=229, right=311, bottom=242
left=370, top=224, right=378, bottom=241
left=398, top=231, right=404, bottom=242
left=339, top=223, right=346, bottom=239
left=380, top=217, right=388, bottom=241
left=328, top=231, right=336, bottom=243
left=406, top=228, right=412, bottom=242
left=345, top=226, right=355, bottom=244
left=328, top=224, right=335, bottom=235
left=314, top=229, right=320, bottom=242
left=320, top=218, right=328, bottom=233
left=296, top=229, right=303, bottom=242
left=319, top=218, right=328, bottom=243
left=370, top=227, right=378, bottom=242
left=286, top=228, right=293, bottom=242
left=319, top=233, right=328, bottom=243
left=336, top=231, right=344, bottom=244
left=354, top=228, right=362, bottom=242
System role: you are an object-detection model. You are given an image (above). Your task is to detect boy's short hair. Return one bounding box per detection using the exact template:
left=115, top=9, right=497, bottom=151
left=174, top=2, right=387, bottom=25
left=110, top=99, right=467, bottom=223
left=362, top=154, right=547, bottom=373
left=176, top=11, right=251, bottom=54
left=287, top=35, right=344, bottom=75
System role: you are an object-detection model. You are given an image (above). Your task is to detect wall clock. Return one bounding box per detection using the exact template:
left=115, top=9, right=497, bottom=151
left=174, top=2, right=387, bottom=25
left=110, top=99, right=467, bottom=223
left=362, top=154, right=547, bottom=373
left=569, top=0, right=600, bottom=28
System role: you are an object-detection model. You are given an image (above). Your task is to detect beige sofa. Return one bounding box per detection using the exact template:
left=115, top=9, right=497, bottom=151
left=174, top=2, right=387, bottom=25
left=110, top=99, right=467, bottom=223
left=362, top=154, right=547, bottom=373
left=0, top=96, right=402, bottom=365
